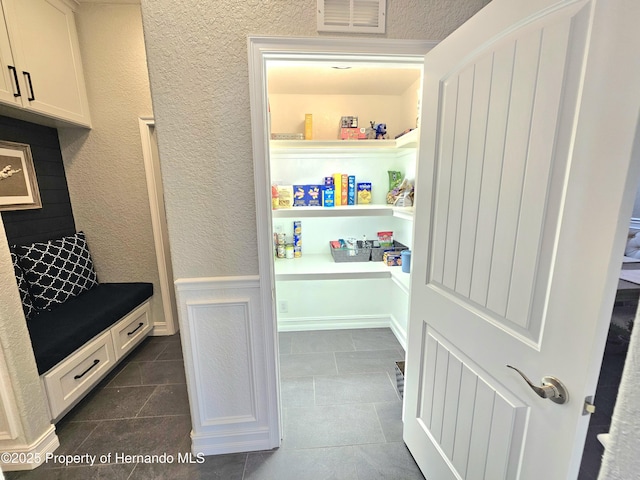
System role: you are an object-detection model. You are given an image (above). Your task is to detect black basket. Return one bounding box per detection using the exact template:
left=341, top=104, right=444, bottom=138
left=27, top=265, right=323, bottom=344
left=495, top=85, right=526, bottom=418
left=371, top=240, right=408, bottom=261
left=395, top=361, right=405, bottom=399
left=330, top=240, right=372, bottom=262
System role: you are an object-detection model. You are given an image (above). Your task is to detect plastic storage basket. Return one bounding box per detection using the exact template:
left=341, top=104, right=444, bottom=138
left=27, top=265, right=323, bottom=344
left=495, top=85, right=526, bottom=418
left=330, top=240, right=372, bottom=262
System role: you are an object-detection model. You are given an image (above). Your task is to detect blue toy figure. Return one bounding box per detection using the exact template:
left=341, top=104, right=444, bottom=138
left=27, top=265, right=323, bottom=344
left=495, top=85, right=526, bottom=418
left=369, top=122, right=387, bottom=139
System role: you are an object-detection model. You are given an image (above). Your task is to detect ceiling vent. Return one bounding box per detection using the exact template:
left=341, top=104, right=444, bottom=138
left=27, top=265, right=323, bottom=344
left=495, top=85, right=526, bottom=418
left=317, top=0, right=386, bottom=34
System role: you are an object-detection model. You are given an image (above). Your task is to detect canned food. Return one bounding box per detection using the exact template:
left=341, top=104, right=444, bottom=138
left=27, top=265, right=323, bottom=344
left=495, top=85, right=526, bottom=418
left=285, top=244, right=294, bottom=259
left=277, top=244, right=285, bottom=258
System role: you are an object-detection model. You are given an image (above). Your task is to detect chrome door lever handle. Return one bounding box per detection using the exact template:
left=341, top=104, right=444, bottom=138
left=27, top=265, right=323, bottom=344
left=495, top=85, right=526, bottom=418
left=506, top=365, right=569, bottom=404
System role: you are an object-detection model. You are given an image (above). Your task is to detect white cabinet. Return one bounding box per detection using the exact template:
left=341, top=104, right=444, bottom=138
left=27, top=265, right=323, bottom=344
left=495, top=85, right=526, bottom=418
left=0, top=0, right=90, bottom=127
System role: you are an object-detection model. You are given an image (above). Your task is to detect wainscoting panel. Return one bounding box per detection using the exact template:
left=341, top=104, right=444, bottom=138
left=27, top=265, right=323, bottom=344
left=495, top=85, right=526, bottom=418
left=175, top=276, right=279, bottom=455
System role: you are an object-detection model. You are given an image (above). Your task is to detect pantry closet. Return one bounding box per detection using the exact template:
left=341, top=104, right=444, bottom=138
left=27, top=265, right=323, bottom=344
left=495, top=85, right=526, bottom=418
left=264, top=55, right=426, bottom=348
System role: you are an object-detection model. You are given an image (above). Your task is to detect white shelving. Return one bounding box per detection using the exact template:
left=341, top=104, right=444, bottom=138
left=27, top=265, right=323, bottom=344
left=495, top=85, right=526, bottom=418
left=272, top=205, right=414, bottom=219
left=270, top=128, right=419, bottom=151
left=274, top=254, right=411, bottom=293
left=270, top=119, right=417, bottom=338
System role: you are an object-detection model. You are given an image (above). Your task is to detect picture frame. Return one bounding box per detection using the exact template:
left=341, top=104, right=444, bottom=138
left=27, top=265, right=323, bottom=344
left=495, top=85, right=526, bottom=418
left=0, top=140, right=41, bottom=211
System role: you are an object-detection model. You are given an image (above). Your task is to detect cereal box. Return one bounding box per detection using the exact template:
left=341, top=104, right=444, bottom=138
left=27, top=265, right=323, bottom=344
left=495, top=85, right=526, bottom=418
left=357, top=183, right=372, bottom=204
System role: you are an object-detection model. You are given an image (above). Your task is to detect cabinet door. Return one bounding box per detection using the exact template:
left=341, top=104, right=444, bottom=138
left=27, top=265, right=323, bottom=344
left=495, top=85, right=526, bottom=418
left=0, top=4, right=20, bottom=107
left=3, top=0, right=91, bottom=127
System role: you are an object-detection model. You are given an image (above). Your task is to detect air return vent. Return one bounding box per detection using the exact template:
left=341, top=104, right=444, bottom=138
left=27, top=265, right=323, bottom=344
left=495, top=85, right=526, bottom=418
left=317, top=0, right=386, bottom=33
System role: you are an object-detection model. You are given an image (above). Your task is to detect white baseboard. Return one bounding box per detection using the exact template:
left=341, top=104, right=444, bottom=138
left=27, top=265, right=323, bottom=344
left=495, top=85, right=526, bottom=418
left=278, top=314, right=408, bottom=352
left=277, top=314, right=391, bottom=332
left=151, top=322, right=178, bottom=336
left=0, top=425, right=59, bottom=471
left=190, top=427, right=273, bottom=456
left=389, top=314, right=407, bottom=352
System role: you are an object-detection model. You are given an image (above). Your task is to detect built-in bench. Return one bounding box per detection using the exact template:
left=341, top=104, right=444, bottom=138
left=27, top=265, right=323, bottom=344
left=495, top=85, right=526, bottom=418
left=30, top=283, right=153, bottom=420
left=11, top=232, right=154, bottom=421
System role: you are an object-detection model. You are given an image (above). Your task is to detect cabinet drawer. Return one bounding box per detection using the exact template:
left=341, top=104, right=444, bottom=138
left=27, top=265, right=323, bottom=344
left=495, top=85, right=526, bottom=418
left=111, top=301, right=152, bottom=361
left=42, top=331, right=115, bottom=420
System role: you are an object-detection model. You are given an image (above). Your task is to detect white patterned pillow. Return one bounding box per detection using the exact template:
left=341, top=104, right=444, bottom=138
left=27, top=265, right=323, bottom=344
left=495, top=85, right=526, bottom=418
left=15, top=232, right=99, bottom=311
left=10, top=250, right=37, bottom=320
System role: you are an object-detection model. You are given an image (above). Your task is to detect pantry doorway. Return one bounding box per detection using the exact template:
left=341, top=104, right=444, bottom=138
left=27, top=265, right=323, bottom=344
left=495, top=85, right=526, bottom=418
left=248, top=36, right=436, bottom=451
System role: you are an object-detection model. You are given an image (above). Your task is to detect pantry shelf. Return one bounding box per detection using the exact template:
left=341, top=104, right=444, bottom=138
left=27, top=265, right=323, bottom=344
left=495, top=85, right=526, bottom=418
left=274, top=253, right=410, bottom=283
left=272, top=205, right=414, bottom=219
left=270, top=128, right=419, bottom=151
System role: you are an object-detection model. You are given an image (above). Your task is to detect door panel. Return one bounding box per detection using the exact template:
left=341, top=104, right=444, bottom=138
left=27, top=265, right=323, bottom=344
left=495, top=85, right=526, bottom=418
left=427, top=7, right=580, bottom=342
left=404, top=0, right=640, bottom=478
left=416, top=328, right=527, bottom=480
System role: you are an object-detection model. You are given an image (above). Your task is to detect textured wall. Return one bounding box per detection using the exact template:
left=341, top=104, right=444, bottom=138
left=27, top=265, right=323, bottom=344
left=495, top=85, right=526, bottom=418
left=0, top=221, right=51, bottom=446
left=57, top=4, right=165, bottom=325
left=139, top=0, right=489, bottom=278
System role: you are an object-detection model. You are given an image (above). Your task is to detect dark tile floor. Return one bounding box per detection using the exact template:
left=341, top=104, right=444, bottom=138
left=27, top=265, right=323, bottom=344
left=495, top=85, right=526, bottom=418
left=578, top=303, right=633, bottom=480
left=5, top=328, right=424, bottom=480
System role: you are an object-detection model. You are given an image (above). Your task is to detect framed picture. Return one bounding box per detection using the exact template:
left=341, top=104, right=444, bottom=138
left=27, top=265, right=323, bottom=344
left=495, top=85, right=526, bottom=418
left=0, top=140, right=41, bottom=211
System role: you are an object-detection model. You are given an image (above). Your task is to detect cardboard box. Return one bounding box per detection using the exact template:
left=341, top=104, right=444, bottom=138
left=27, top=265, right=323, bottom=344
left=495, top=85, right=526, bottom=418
left=322, top=187, right=335, bottom=207
left=383, top=251, right=403, bottom=266
left=341, top=174, right=348, bottom=206
left=333, top=174, right=342, bottom=206
left=348, top=176, right=356, bottom=205
left=305, top=114, right=313, bottom=140
left=340, top=127, right=366, bottom=140
left=357, top=183, right=372, bottom=204
left=293, top=185, right=322, bottom=207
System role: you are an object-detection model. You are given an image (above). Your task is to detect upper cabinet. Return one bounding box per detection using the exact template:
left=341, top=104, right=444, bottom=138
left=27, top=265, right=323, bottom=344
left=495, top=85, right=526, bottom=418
left=0, top=0, right=91, bottom=128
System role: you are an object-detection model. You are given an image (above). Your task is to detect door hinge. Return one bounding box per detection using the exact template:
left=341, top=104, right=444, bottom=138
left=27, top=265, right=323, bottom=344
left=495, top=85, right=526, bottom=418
left=583, top=396, right=596, bottom=415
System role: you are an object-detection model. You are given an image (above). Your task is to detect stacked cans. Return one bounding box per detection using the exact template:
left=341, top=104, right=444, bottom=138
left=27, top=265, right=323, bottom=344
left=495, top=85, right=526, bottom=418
left=293, top=221, right=302, bottom=258
left=275, top=231, right=286, bottom=258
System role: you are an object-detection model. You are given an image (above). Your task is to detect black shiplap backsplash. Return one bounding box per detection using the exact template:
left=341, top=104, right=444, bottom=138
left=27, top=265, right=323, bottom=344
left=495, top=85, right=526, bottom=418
left=0, top=115, right=76, bottom=246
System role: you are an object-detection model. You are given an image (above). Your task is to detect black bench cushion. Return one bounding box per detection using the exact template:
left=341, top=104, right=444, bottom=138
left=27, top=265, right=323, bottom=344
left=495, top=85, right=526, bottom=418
left=27, top=283, right=153, bottom=375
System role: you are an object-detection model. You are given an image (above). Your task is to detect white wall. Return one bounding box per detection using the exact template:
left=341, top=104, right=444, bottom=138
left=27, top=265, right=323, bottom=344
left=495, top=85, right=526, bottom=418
left=57, top=4, right=165, bottom=327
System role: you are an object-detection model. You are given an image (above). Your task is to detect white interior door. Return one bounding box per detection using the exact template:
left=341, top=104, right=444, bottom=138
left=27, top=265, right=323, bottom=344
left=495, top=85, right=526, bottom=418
left=404, top=0, right=640, bottom=479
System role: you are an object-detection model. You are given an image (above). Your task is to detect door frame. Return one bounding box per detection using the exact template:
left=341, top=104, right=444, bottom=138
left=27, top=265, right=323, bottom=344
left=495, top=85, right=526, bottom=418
left=138, top=116, right=179, bottom=336
left=248, top=36, right=437, bottom=445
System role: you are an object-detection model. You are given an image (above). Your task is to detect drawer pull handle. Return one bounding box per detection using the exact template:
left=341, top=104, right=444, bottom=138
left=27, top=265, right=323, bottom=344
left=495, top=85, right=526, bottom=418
left=74, top=359, right=100, bottom=380
left=127, top=322, right=144, bottom=336
left=8, top=66, right=20, bottom=97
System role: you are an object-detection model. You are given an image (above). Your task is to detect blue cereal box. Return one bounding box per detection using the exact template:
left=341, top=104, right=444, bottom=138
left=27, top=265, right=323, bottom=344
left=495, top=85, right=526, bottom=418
left=293, top=185, right=322, bottom=206
left=322, top=186, right=335, bottom=207
left=357, top=183, right=372, bottom=204
left=348, top=176, right=356, bottom=205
